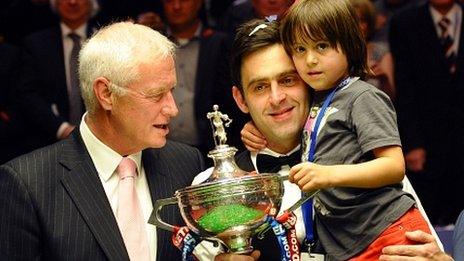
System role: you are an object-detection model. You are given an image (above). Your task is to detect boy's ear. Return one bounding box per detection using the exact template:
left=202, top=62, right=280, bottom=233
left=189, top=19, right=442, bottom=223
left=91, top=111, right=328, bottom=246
left=232, top=86, right=249, bottom=113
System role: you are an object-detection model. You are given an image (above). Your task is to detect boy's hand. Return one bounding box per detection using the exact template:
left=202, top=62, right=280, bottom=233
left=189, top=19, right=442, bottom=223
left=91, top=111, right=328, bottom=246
left=289, top=162, right=332, bottom=191
left=241, top=121, right=267, bottom=152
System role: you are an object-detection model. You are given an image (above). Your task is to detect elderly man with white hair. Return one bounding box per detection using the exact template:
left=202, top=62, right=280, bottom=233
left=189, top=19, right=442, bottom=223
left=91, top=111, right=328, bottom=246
left=0, top=21, right=205, bottom=260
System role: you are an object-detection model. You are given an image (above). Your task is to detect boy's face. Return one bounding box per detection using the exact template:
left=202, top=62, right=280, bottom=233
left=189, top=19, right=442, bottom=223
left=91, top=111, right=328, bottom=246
left=233, top=44, right=309, bottom=153
left=291, top=41, right=349, bottom=91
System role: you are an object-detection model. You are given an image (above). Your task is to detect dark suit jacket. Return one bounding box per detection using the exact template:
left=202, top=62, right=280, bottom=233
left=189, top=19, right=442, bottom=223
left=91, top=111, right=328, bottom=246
left=0, top=130, right=205, bottom=260
left=389, top=2, right=464, bottom=179
left=17, top=25, right=92, bottom=146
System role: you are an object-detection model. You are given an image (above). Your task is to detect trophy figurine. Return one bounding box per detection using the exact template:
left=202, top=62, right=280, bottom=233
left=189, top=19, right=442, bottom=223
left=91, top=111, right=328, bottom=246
left=149, top=105, right=285, bottom=254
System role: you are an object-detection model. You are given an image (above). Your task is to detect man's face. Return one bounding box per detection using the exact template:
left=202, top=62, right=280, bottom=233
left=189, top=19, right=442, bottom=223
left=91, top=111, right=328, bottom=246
left=163, top=0, right=202, bottom=30
left=56, top=0, right=91, bottom=28
left=252, top=0, right=293, bottom=18
left=112, top=57, right=179, bottom=152
left=233, top=44, right=309, bottom=153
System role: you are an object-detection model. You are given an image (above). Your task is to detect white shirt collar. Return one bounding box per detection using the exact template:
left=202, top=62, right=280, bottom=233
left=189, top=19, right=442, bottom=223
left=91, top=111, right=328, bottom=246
left=79, top=113, right=143, bottom=182
left=60, top=22, right=88, bottom=39
left=167, top=23, right=202, bottom=46
left=430, top=3, right=461, bottom=31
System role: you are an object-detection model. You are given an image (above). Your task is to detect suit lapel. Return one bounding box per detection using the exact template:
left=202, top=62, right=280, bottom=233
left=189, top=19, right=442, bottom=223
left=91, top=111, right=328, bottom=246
left=143, top=148, right=173, bottom=260
left=59, top=131, right=129, bottom=261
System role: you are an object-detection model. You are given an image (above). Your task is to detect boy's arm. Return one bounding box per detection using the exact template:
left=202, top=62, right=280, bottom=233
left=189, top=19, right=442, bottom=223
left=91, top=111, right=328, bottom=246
left=290, top=145, right=405, bottom=191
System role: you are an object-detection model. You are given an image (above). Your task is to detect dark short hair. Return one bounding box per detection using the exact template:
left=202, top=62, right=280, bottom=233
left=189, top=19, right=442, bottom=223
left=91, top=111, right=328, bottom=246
left=281, top=0, right=369, bottom=79
left=230, top=19, right=282, bottom=92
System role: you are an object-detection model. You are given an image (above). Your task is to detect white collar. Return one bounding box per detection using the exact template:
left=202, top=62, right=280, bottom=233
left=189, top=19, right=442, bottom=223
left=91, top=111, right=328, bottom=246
left=251, top=145, right=301, bottom=169
left=60, top=22, right=88, bottom=39
left=79, top=113, right=142, bottom=181
left=430, top=3, right=461, bottom=27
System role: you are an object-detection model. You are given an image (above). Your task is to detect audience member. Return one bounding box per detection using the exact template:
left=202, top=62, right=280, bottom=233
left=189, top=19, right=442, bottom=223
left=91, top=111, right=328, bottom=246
left=159, top=0, right=244, bottom=161
left=352, top=0, right=396, bottom=100
left=0, top=43, right=42, bottom=164
left=372, top=0, right=425, bottom=43
left=206, top=0, right=235, bottom=27
left=218, top=0, right=294, bottom=37
left=389, top=0, right=464, bottom=225
left=0, top=21, right=205, bottom=260
left=15, top=0, right=99, bottom=150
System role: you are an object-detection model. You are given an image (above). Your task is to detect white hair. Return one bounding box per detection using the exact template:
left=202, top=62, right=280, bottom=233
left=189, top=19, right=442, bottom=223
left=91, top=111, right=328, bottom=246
left=78, top=21, right=176, bottom=114
left=49, top=0, right=100, bottom=18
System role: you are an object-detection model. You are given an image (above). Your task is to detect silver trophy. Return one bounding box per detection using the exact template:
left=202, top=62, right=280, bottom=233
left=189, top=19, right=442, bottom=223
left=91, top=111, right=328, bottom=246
left=149, top=105, right=315, bottom=254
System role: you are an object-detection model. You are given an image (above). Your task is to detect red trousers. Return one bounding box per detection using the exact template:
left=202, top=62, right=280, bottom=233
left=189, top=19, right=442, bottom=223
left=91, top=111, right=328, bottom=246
left=349, top=207, right=431, bottom=261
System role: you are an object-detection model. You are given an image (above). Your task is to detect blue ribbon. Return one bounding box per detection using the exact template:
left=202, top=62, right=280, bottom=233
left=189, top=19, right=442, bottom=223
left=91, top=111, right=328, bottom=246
left=301, top=77, right=351, bottom=247
left=266, top=216, right=293, bottom=261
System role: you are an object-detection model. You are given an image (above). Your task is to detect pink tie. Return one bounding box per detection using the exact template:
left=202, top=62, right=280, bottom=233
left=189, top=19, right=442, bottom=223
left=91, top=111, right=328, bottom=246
left=116, top=157, right=150, bottom=260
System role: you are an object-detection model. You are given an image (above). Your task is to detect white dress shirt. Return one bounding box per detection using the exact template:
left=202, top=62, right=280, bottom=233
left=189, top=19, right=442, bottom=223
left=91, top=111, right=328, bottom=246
left=79, top=115, right=157, bottom=260
left=430, top=3, right=462, bottom=55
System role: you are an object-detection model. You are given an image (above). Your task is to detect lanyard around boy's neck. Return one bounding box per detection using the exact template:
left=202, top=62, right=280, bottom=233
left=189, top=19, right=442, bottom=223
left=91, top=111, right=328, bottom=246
left=301, top=76, right=351, bottom=247
left=307, top=76, right=351, bottom=162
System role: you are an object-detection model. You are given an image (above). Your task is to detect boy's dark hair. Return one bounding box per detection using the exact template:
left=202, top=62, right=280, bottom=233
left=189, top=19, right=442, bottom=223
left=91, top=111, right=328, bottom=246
left=231, top=19, right=282, bottom=92
left=281, top=0, right=369, bottom=79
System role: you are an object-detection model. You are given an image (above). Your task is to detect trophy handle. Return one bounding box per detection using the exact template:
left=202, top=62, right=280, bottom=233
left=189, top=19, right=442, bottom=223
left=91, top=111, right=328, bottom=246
left=149, top=197, right=178, bottom=232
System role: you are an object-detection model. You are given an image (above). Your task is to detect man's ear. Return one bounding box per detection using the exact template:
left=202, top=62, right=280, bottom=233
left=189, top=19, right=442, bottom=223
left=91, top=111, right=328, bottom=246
left=93, top=77, right=114, bottom=111
left=232, top=86, right=249, bottom=113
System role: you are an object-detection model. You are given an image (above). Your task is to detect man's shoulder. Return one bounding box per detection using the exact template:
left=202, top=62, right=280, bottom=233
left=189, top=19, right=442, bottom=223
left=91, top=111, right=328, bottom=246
left=1, top=139, right=67, bottom=178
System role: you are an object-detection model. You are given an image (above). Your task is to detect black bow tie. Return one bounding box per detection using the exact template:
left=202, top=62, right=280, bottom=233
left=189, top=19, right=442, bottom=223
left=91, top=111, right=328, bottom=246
left=256, top=150, right=301, bottom=173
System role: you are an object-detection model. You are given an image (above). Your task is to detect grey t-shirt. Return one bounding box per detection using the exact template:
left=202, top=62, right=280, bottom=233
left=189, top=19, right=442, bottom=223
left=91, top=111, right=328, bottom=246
left=304, top=79, right=415, bottom=260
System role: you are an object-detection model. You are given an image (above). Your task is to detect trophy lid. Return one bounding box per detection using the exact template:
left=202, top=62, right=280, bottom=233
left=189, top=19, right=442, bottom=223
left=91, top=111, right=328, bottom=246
left=205, top=105, right=250, bottom=182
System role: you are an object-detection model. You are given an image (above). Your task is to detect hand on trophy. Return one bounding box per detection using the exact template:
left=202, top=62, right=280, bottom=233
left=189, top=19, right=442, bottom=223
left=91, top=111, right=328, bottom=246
left=215, top=250, right=261, bottom=261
